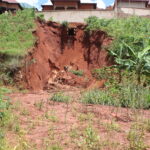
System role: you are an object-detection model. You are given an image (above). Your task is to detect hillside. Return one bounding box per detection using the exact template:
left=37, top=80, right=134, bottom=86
left=0, top=10, right=150, bottom=150
left=0, top=9, right=36, bottom=85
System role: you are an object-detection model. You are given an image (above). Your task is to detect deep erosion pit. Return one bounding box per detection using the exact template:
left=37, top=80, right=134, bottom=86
left=23, top=21, right=112, bottom=91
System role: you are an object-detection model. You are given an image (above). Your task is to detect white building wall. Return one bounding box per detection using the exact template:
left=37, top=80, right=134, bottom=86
left=118, top=7, right=150, bottom=16
left=37, top=10, right=115, bottom=23
left=117, top=1, right=146, bottom=8
left=36, top=8, right=150, bottom=23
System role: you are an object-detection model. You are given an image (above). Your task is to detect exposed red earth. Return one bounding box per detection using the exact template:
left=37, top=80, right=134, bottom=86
left=22, top=21, right=112, bottom=91
left=8, top=92, right=150, bottom=150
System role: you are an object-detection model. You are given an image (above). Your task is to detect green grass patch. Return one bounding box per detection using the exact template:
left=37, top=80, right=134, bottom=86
left=50, top=92, right=71, bottom=103
left=0, top=9, right=36, bottom=56
left=0, top=9, right=36, bottom=85
left=81, top=84, right=150, bottom=109
left=70, top=70, right=84, bottom=77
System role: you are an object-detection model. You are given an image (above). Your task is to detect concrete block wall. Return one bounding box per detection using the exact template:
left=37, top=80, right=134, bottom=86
left=36, top=8, right=150, bottom=23
left=37, top=10, right=115, bottom=23
left=118, top=7, right=150, bottom=16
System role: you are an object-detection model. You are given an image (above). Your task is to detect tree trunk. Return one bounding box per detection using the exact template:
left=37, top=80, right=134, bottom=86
left=137, top=73, right=141, bottom=84
left=118, top=68, right=122, bottom=83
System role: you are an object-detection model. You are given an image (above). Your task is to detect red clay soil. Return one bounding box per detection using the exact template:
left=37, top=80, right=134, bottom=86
left=23, top=21, right=112, bottom=91
left=8, top=92, right=150, bottom=150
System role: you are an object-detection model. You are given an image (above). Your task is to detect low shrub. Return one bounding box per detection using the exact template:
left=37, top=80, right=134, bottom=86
left=127, top=125, right=148, bottom=150
left=0, top=90, right=14, bottom=150
left=50, top=92, right=71, bottom=103
left=92, top=67, right=118, bottom=80
left=81, top=89, right=115, bottom=106
left=70, top=70, right=84, bottom=77
left=61, top=21, right=69, bottom=28
left=77, top=125, right=101, bottom=150
left=81, top=84, right=150, bottom=109
left=119, top=84, right=150, bottom=109
left=36, top=13, right=45, bottom=21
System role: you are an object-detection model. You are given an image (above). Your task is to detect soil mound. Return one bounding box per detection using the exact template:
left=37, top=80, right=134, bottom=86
left=23, top=21, right=112, bottom=91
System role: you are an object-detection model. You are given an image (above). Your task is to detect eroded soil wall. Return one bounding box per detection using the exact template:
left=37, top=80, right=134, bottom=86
left=23, top=21, right=112, bottom=90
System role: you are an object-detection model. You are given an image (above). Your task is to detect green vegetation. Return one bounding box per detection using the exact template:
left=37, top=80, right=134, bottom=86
left=81, top=83, right=150, bottom=109
left=70, top=70, right=84, bottom=77
left=36, top=13, right=45, bottom=21
left=85, top=16, right=150, bottom=84
left=83, top=16, right=150, bottom=110
left=92, top=66, right=118, bottom=81
left=0, top=9, right=35, bottom=56
left=49, top=17, right=54, bottom=22
left=50, top=92, right=71, bottom=103
left=0, top=9, right=36, bottom=85
left=61, top=21, right=69, bottom=28
left=82, top=69, right=150, bottom=109
left=127, top=124, right=148, bottom=150
left=77, top=126, right=101, bottom=150
left=47, top=145, right=63, bottom=150
left=0, top=88, right=13, bottom=150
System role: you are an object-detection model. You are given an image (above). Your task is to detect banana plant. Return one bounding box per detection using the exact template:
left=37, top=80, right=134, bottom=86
left=111, top=42, right=150, bottom=84
left=110, top=42, right=126, bottom=83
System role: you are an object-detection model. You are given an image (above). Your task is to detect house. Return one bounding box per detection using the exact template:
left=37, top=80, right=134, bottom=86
left=42, top=0, right=97, bottom=11
left=115, top=0, right=150, bottom=9
left=0, top=0, right=22, bottom=13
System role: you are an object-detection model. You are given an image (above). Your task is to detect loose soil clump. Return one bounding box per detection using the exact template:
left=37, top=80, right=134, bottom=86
left=23, top=21, right=112, bottom=91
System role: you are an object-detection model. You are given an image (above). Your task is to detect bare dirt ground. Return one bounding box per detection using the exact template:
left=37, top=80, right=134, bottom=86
left=8, top=90, right=150, bottom=150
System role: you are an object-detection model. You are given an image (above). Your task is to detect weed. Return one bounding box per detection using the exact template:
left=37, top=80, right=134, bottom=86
left=0, top=87, right=12, bottom=95
left=13, top=122, right=21, bottom=133
left=81, top=83, right=150, bottom=109
left=69, top=126, right=79, bottom=139
left=0, top=92, right=15, bottom=149
left=36, top=13, right=45, bottom=21
left=81, top=89, right=114, bottom=105
left=46, top=144, right=63, bottom=150
left=34, top=99, right=44, bottom=111
left=49, top=17, right=54, bottom=22
left=101, top=140, right=121, bottom=150
left=127, top=124, right=148, bottom=150
left=92, top=67, right=118, bottom=81
left=0, top=100, right=13, bottom=128
left=50, top=92, right=71, bottom=103
left=61, top=21, right=68, bottom=28
left=21, top=108, right=30, bottom=116
left=102, top=121, right=121, bottom=132
left=144, top=119, right=150, bottom=132
left=78, top=113, right=94, bottom=122
left=77, top=125, right=101, bottom=150
left=70, top=70, right=84, bottom=77
left=12, top=101, right=21, bottom=111
left=0, top=131, right=12, bottom=150
left=14, top=137, right=31, bottom=150
left=45, top=111, right=58, bottom=123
